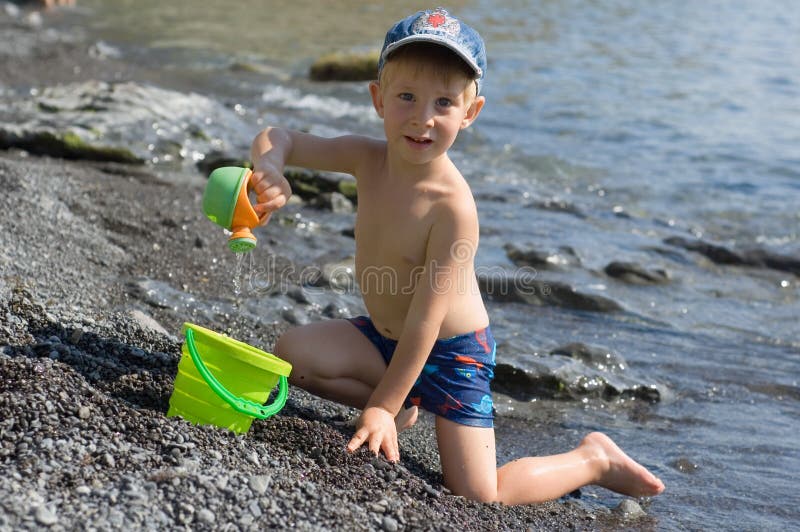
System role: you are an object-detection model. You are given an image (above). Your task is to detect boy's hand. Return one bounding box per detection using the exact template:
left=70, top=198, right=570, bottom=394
left=250, top=161, right=292, bottom=225
left=347, top=406, right=399, bottom=462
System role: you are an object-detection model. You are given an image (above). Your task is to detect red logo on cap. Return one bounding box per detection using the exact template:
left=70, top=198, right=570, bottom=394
left=427, top=12, right=446, bottom=28
left=413, top=8, right=460, bottom=37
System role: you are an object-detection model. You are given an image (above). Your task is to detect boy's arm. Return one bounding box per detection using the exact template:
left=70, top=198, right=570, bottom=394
left=347, top=203, right=479, bottom=461
left=249, top=127, right=379, bottom=219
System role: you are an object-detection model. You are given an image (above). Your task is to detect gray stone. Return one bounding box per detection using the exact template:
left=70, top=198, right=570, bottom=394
left=614, top=499, right=646, bottom=519
left=127, top=309, right=170, bottom=336
left=34, top=505, right=58, bottom=526
left=196, top=508, right=216, bottom=524
left=248, top=474, right=271, bottom=495
left=381, top=516, right=399, bottom=532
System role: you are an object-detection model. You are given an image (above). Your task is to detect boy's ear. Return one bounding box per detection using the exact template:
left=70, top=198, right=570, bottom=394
left=369, top=81, right=385, bottom=119
left=460, top=95, right=485, bottom=130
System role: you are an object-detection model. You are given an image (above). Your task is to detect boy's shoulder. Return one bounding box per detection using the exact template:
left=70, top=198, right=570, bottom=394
left=345, top=134, right=386, bottom=173
left=427, top=169, right=480, bottom=226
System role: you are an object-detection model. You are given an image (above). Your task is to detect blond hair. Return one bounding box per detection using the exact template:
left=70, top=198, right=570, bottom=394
left=379, top=42, right=478, bottom=102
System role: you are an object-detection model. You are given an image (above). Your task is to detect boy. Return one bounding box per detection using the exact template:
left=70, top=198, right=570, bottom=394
left=249, top=8, right=664, bottom=504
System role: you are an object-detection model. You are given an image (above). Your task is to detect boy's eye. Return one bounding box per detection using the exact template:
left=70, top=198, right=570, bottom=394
left=399, top=93, right=414, bottom=101
left=436, top=97, right=453, bottom=108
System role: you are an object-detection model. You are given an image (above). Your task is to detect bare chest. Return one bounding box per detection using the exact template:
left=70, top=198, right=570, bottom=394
left=354, top=190, right=433, bottom=280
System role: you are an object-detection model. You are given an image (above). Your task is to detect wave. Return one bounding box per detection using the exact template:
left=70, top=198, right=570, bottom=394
left=261, top=85, right=377, bottom=121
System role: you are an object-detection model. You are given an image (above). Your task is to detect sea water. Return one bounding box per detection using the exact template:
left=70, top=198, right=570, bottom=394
left=54, top=2, right=800, bottom=529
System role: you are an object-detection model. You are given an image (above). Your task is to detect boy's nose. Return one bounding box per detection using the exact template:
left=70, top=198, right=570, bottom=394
left=411, top=103, right=435, bottom=127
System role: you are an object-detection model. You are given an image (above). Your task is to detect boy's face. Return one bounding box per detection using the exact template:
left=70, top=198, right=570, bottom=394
left=370, top=59, right=484, bottom=167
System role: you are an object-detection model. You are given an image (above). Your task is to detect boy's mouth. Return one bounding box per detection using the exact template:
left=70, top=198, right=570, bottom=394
left=405, top=135, right=433, bottom=145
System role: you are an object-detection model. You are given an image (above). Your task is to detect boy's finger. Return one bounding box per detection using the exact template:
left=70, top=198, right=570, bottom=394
left=368, top=434, right=381, bottom=457
left=263, top=196, right=287, bottom=212
left=260, top=184, right=286, bottom=203
left=347, top=428, right=368, bottom=452
left=382, top=439, right=399, bottom=462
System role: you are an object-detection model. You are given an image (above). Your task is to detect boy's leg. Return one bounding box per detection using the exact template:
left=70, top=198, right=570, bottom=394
left=275, top=319, right=417, bottom=429
left=435, top=417, right=665, bottom=505
left=276, top=319, right=386, bottom=408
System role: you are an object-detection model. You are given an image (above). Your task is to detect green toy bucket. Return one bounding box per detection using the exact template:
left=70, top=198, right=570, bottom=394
left=167, top=323, right=292, bottom=433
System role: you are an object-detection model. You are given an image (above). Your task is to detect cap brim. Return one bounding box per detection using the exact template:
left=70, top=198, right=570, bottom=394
left=381, top=34, right=483, bottom=79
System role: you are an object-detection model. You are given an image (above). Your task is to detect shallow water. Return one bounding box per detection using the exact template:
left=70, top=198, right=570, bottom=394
left=49, top=1, right=800, bottom=529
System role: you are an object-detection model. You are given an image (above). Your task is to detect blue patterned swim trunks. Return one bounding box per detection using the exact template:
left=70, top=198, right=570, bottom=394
left=347, top=316, right=496, bottom=428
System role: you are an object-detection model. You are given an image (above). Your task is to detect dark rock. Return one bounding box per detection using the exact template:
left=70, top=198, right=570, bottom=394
left=550, top=343, right=627, bottom=372
left=504, top=243, right=550, bottom=268
left=604, top=261, right=670, bottom=285
left=665, top=236, right=800, bottom=276
left=477, top=273, right=623, bottom=312
left=492, top=363, right=565, bottom=401
left=664, top=236, right=746, bottom=265
left=528, top=198, right=586, bottom=218
left=505, top=243, right=581, bottom=269
left=742, top=248, right=800, bottom=276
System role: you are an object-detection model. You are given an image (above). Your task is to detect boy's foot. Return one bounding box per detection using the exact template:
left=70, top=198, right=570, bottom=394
left=582, top=432, right=665, bottom=497
left=394, top=406, right=418, bottom=432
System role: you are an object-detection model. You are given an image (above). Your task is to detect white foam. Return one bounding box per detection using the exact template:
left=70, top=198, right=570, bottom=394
left=261, top=85, right=377, bottom=121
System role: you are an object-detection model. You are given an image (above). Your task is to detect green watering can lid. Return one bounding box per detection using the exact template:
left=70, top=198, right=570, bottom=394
left=182, top=323, right=292, bottom=377
left=202, top=166, right=250, bottom=229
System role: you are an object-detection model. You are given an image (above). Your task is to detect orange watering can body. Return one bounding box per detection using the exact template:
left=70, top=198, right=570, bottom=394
left=203, top=167, right=267, bottom=252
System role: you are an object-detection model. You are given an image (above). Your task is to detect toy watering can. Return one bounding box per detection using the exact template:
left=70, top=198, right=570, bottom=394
left=203, top=166, right=267, bottom=253
left=167, top=323, right=292, bottom=433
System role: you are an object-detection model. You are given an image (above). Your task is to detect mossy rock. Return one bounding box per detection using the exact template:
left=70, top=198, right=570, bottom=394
left=0, top=129, right=142, bottom=164
left=337, top=179, right=357, bottom=203
left=309, top=50, right=380, bottom=82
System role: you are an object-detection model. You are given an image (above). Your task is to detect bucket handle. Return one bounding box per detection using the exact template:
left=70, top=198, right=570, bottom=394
left=185, top=328, right=288, bottom=420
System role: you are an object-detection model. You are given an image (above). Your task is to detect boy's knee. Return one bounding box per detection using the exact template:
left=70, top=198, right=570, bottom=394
left=275, top=328, right=302, bottom=366
left=273, top=329, right=292, bottom=357
left=447, top=482, right=498, bottom=504
left=274, top=328, right=311, bottom=385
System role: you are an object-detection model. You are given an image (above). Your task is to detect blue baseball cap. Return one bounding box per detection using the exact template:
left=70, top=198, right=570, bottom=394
left=378, top=8, right=487, bottom=94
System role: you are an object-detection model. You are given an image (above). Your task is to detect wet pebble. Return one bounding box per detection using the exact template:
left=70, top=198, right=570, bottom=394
left=672, top=457, right=700, bottom=473
left=613, top=499, right=646, bottom=519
